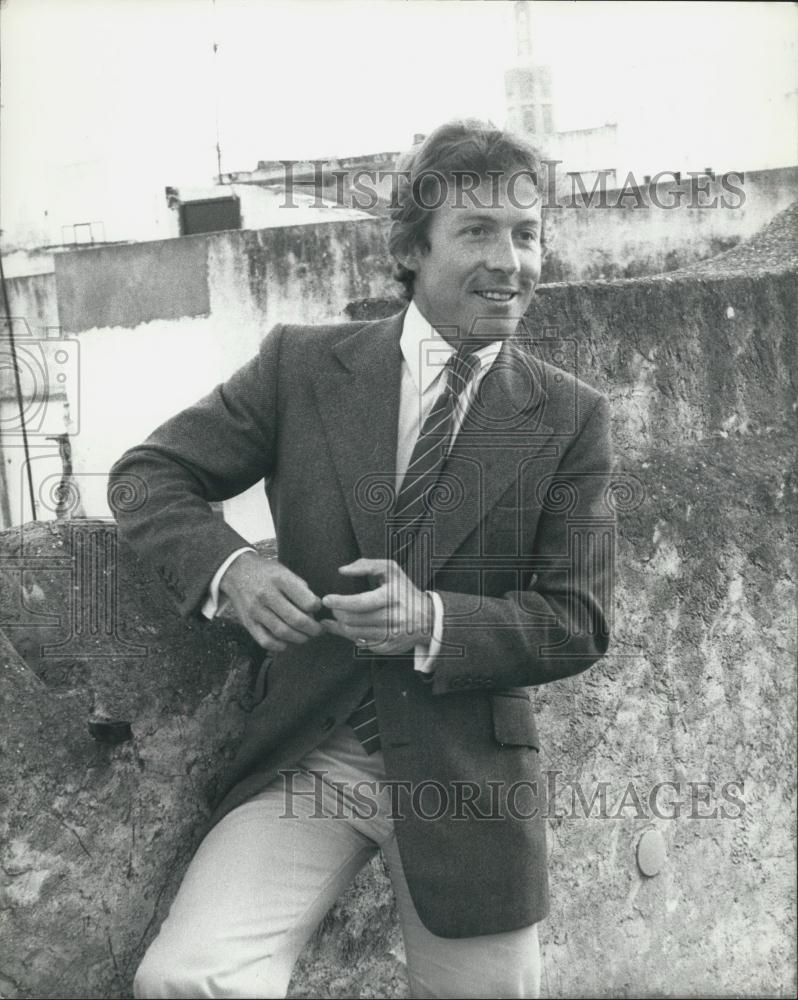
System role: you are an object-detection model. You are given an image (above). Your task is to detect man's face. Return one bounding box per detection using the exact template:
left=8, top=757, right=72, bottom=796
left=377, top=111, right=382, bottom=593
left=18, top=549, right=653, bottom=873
left=403, top=170, right=542, bottom=344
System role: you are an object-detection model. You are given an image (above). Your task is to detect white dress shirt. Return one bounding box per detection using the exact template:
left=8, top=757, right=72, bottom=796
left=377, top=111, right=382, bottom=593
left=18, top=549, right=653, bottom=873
left=202, top=299, right=503, bottom=673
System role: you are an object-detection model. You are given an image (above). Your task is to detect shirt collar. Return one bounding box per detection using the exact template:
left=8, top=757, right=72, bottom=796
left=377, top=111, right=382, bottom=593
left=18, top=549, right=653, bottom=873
left=400, top=298, right=503, bottom=395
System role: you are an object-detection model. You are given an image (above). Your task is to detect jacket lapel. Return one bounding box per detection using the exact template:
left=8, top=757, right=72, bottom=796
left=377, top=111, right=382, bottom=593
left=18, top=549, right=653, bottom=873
left=421, top=339, right=556, bottom=577
left=309, top=317, right=556, bottom=574
left=309, top=309, right=406, bottom=560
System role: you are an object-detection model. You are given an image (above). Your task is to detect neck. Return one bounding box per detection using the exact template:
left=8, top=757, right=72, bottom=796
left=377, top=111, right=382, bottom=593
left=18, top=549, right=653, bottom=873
left=411, top=299, right=521, bottom=352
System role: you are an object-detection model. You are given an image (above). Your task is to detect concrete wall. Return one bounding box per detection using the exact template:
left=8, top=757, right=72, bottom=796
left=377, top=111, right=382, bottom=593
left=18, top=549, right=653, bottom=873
left=0, top=206, right=795, bottom=998
left=545, top=165, right=798, bottom=281
left=349, top=267, right=797, bottom=462
left=0, top=218, right=396, bottom=532
left=0, top=268, right=73, bottom=529
left=340, top=222, right=798, bottom=995
left=1, top=166, right=790, bottom=539
left=3, top=271, right=59, bottom=332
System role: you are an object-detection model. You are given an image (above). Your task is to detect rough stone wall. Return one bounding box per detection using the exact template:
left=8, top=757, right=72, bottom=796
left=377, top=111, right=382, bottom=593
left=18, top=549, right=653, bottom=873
left=0, top=528, right=406, bottom=999
left=4, top=174, right=794, bottom=535
left=541, top=431, right=795, bottom=997
left=1, top=207, right=796, bottom=998
left=0, top=528, right=269, bottom=998
left=344, top=208, right=798, bottom=996
left=349, top=205, right=797, bottom=467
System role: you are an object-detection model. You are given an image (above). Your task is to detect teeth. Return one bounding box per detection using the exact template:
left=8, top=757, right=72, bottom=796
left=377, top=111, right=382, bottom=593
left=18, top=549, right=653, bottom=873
left=476, top=291, right=515, bottom=301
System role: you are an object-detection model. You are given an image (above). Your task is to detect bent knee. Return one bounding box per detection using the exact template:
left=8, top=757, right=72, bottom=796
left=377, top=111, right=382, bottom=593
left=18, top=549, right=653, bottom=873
left=133, top=938, right=199, bottom=1000
left=133, top=934, right=292, bottom=1000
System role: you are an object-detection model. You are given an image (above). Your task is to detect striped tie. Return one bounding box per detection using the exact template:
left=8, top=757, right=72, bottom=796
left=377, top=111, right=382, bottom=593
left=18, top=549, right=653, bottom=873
left=348, top=345, right=482, bottom=754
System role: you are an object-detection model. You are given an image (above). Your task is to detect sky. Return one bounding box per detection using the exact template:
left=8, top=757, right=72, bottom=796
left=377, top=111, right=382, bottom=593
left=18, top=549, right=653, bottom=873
left=1, top=0, right=796, bottom=247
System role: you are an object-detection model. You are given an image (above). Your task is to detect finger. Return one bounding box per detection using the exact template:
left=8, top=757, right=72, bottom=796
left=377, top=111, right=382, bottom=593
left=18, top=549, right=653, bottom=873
left=337, top=559, right=396, bottom=581
left=267, top=590, right=324, bottom=637
left=278, top=571, right=324, bottom=616
left=246, top=620, right=287, bottom=653
left=253, top=605, right=313, bottom=645
left=328, top=608, right=388, bottom=629
left=320, top=619, right=387, bottom=646
left=319, top=618, right=349, bottom=641
left=322, top=584, right=390, bottom=613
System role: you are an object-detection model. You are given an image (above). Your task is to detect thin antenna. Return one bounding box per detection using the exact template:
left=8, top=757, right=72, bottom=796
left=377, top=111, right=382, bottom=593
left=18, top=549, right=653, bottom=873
left=212, top=0, right=223, bottom=180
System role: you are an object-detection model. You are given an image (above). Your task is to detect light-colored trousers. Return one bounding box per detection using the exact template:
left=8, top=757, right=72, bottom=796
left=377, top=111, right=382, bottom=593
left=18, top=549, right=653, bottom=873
left=133, top=724, right=541, bottom=999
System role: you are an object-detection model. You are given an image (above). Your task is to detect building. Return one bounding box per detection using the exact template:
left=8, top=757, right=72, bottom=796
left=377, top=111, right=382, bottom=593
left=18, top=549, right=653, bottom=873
left=164, top=182, right=372, bottom=237
left=505, top=1, right=620, bottom=185
left=215, top=149, right=403, bottom=221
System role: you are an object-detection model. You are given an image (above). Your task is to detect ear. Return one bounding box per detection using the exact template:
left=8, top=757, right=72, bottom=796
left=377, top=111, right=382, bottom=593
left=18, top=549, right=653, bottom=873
left=397, top=241, right=427, bottom=272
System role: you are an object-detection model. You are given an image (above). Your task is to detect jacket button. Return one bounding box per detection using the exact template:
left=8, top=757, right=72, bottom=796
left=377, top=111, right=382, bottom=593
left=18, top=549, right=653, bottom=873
left=322, top=716, right=335, bottom=731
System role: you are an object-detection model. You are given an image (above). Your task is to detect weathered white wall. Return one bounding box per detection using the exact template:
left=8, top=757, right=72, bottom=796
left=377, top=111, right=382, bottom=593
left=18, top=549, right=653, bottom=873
left=3, top=272, right=59, bottom=331
left=1, top=214, right=795, bottom=996
left=546, top=166, right=798, bottom=280
left=3, top=171, right=796, bottom=536
left=42, top=218, right=396, bottom=540
left=231, top=183, right=373, bottom=230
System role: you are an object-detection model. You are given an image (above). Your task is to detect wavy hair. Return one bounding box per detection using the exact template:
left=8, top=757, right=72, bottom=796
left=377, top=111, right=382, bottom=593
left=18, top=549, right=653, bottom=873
left=388, top=119, right=548, bottom=300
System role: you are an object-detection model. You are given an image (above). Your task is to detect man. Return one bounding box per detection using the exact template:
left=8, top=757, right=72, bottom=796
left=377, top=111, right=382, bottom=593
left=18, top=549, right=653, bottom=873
left=109, top=119, right=614, bottom=999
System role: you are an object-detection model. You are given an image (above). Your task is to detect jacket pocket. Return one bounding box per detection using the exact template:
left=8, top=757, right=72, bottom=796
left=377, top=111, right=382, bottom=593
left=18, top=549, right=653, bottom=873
left=490, top=690, right=540, bottom=750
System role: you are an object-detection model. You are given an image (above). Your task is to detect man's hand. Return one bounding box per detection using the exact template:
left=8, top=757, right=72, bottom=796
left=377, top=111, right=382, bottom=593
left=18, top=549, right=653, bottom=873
left=219, top=552, right=324, bottom=652
left=320, top=558, right=433, bottom=655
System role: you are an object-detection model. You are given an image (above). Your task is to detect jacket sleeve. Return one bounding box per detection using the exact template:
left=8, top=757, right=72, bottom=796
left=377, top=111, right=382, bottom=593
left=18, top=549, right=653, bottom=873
left=107, top=324, right=285, bottom=619
left=429, top=393, right=615, bottom=695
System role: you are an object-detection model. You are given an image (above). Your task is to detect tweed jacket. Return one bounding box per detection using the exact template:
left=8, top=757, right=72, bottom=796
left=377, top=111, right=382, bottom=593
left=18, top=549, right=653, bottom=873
left=109, top=307, right=615, bottom=938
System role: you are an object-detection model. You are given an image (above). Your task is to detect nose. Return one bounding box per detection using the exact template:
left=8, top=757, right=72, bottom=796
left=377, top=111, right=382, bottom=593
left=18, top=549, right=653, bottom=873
left=484, top=233, right=520, bottom=275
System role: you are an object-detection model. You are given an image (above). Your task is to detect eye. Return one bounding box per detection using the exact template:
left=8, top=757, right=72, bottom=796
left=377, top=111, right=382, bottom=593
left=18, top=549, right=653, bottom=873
left=464, top=224, right=487, bottom=237
left=517, top=228, right=539, bottom=243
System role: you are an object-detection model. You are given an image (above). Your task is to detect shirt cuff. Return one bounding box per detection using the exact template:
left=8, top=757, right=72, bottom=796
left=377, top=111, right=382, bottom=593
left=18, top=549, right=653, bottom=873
left=201, top=547, right=257, bottom=619
left=413, top=590, right=443, bottom=674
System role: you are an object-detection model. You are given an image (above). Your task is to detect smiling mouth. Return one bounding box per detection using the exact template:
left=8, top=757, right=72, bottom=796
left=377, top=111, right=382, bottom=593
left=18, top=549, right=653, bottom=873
left=474, top=291, right=518, bottom=302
